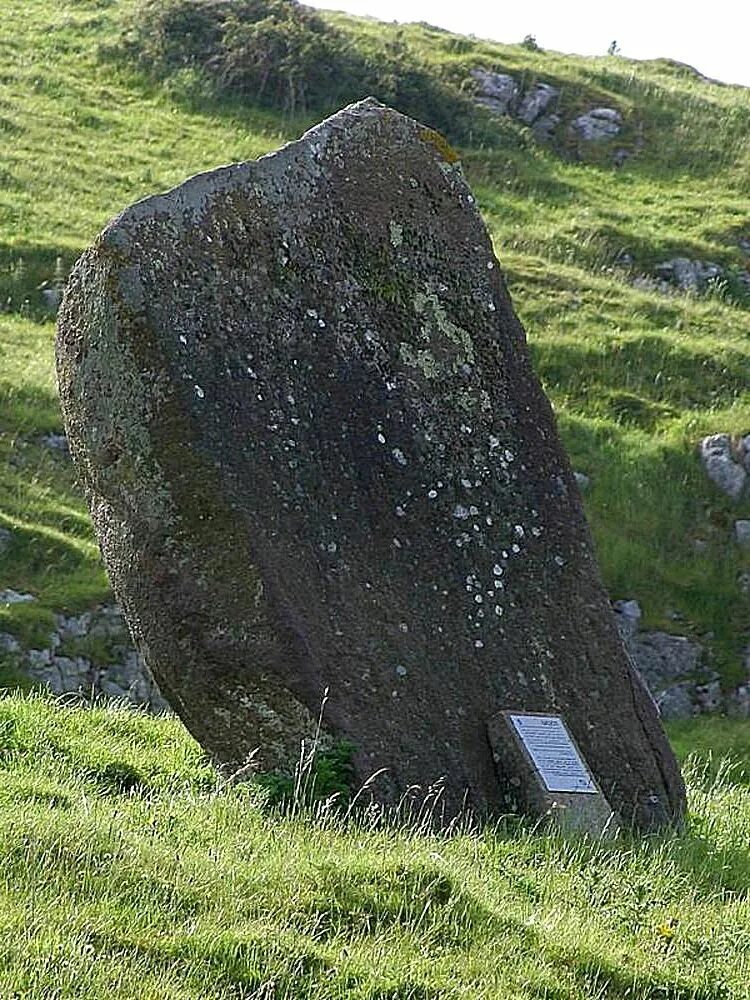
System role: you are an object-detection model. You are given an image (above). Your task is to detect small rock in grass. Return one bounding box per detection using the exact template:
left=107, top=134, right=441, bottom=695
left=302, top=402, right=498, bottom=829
left=726, top=685, right=750, bottom=719
left=0, top=589, right=36, bottom=605
left=734, top=520, right=750, bottom=548
left=699, top=434, right=746, bottom=501
left=570, top=107, right=622, bottom=141
left=0, top=632, right=21, bottom=654
left=0, top=527, right=12, bottom=554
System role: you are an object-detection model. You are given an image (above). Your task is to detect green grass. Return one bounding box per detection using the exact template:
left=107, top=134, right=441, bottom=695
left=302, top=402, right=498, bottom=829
left=1, top=5, right=750, bottom=995
left=1, top=2, right=748, bottom=675
left=0, top=692, right=748, bottom=999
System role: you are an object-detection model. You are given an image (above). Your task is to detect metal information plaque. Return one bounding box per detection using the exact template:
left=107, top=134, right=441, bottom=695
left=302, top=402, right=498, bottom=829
left=509, top=714, right=597, bottom=794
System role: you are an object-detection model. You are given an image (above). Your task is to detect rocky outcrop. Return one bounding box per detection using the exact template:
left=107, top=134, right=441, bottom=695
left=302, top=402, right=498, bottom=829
left=470, top=69, right=624, bottom=156
left=517, top=82, right=560, bottom=124
left=654, top=258, right=724, bottom=292
left=1, top=602, right=168, bottom=713
left=630, top=256, right=750, bottom=299
left=699, top=434, right=749, bottom=501
left=471, top=69, right=519, bottom=115
left=57, top=98, right=684, bottom=830
left=570, top=108, right=622, bottom=141
left=613, top=599, right=746, bottom=721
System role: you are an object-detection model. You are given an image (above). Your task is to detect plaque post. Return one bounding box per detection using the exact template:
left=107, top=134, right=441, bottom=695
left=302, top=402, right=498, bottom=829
left=487, top=711, right=619, bottom=837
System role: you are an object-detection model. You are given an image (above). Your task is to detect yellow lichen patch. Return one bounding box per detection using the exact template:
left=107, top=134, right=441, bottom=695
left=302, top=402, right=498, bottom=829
left=418, top=127, right=461, bottom=164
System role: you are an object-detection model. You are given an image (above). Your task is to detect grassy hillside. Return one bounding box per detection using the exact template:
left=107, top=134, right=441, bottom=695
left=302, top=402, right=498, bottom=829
left=1, top=3, right=750, bottom=996
left=1, top=692, right=749, bottom=1000
left=1, top=0, right=749, bottom=679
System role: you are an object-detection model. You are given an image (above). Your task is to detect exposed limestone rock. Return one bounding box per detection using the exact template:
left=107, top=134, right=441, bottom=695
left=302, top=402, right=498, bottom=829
left=612, top=599, right=750, bottom=721
left=0, top=589, right=36, bottom=605
left=0, top=527, right=12, bottom=554
left=654, top=258, right=724, bottom=292
left=470, top=69, right=519, bottom=115
left=699, top=434, right=747, bottom=501
left=517, top=83, right=559, bottom=124
left=656, top=683, right=695, bottom=721
left=570, top=108, right=622, bottom=141
left=3, top=604, right=168, bottom=712
left=470, top=70, right=624, bottom=157
left=57, top=99, right=684, bottom=829
left=532, top=113, right=561, bottom=142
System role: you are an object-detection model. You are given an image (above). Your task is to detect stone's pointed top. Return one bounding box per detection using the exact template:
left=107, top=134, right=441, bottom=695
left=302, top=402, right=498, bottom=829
left=98, top=98, right=461, bottom=256
left=57, top=101, right=684, bottom=831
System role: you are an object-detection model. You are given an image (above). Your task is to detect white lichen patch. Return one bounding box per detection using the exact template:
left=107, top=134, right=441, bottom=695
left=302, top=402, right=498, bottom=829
left=389, top=220, right=404, bottom=247
left=398, top=283, right=476, bottom=382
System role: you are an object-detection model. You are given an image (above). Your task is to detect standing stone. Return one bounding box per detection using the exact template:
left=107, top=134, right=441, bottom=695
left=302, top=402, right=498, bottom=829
left=56, top=99, right=684, bottom=830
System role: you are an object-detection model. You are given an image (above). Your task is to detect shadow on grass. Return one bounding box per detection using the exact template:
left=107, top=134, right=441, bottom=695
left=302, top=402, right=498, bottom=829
left=532, top=334, right=750, bottom=419
left=537, top=946, right=732, bottom=1000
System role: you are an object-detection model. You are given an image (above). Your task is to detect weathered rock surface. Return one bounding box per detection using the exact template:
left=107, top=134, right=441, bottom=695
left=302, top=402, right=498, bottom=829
left=57, top=99, right=684, bottom=829
left=570, top=108, right=622, bottom=141
left=612, top=599, right=750, bottom=721
left=2, top=604, right=168, bottom=712
left=654, top=258, right=724, bottom=292
left=517, top=83, right=559, bottom=124
left=470, top=69, right=519, bottom=116
left=699, top=434, right=747, bottom=500
left=470, top=70, right=627, bottom=159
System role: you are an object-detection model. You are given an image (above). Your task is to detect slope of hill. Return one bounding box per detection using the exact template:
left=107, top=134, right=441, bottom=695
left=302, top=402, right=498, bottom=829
left=1, top=691, right=749, bottom=999
left=1, top=3, right=749, bottom=996
left=1, top=0, right=748, bottom=685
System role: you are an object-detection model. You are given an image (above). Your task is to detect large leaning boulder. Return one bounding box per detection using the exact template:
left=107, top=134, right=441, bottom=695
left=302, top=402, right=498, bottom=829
left=57, top=99, right=684, bottom=829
